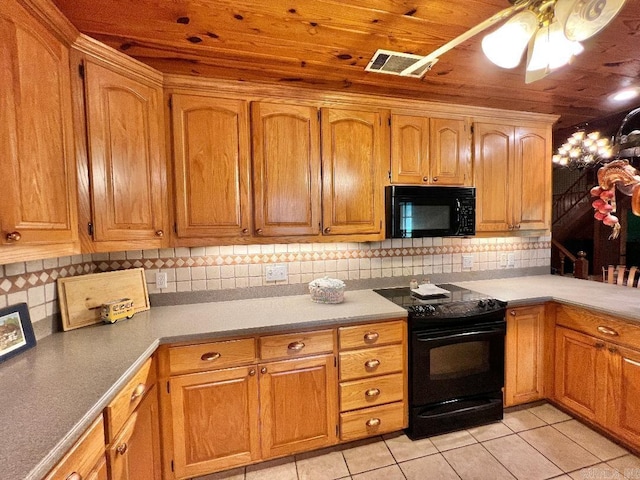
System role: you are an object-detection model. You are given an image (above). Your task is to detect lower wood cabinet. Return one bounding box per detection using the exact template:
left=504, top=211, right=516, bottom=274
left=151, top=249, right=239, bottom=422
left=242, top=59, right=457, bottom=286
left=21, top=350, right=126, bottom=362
left=160, top=320, right=406, bottom=479
left=504, top=305, right=546, bottom=406
left=554, top=304, right=640, bottom=451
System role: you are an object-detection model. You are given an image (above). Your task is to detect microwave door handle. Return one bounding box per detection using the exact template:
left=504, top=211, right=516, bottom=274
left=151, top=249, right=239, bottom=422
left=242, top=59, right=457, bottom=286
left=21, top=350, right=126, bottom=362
left=454, top=199, right=462, bottom=234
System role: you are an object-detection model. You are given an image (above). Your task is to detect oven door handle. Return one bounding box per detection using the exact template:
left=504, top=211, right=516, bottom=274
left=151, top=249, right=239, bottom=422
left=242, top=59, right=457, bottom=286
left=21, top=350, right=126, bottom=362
left=415, top=326, right=504, bottom=342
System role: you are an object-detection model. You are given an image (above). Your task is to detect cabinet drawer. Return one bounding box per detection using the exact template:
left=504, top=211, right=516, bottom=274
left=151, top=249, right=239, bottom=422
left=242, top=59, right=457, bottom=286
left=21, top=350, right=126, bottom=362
left=169, top=337, right=256, bottom=375
left=339, top=344, right=404, bottom=381
left=259, top=329, right=334, bottom=361
left=555, top=304, right=640, bottom=349
left=44, top=416, right=105, bottom=480
left=339, top=320, right=405, bottom=350
left=105, top=357, right=156, bottom=441
left=339, top=373, right=404, bottom=412
left=339, top=402, right=405, bottom=442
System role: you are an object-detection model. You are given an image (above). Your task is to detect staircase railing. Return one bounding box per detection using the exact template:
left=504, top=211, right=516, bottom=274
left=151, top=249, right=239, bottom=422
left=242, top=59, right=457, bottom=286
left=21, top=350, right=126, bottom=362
left=552, top=239, right=589, bottom=279
left=553, top=169, right=594, bottom=226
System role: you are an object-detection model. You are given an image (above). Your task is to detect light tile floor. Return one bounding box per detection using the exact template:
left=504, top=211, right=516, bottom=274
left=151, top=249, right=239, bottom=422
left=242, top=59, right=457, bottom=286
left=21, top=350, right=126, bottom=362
left=196, top=403, right=640, bottom=480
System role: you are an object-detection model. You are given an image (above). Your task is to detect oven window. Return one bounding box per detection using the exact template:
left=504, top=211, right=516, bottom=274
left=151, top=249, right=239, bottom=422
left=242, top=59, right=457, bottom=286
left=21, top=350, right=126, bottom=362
left=400, top=202, right=450, bottom=234
left=430, top=341, right=490, bottom=380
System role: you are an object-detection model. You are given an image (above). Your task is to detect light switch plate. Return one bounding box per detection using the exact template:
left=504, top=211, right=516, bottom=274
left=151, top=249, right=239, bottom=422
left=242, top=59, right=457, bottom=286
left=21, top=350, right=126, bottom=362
left=462, top=255, right=474, bottom=269
left=265, top=264, right=288, bottom=282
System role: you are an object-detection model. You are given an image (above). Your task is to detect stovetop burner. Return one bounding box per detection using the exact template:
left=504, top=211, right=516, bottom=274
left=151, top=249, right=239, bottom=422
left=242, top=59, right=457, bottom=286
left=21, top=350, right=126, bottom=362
left=374, top=284, right=506, bottom=329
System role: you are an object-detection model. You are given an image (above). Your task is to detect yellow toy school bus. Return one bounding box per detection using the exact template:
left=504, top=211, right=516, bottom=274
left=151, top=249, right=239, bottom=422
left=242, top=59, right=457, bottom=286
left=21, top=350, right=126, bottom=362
left=101, top=298, right=135, bottom=324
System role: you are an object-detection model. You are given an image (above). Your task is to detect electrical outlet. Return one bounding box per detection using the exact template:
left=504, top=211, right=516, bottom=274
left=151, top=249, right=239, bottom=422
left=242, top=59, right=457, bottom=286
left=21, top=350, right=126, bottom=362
left=499, top=254, right=507, bottom=268
left=265, top=264, right=288, bottom=282
left=156, top=272, right=168, bottom=289
left=462, top=255, right=473, bottom=269
left=507, top=253, right=515, bottom=268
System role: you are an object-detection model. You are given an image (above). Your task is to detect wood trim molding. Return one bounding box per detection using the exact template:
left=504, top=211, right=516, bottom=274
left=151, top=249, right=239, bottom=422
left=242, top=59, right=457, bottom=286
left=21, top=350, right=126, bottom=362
left=163, top=74, right=560, bottom=126
left=17, top=0, right=78, bottom=44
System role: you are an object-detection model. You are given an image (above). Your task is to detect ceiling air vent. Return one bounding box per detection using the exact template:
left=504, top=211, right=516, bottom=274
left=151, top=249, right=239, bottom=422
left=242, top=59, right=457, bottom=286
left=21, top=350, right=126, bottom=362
left=365, top=49, right=437, bottom=77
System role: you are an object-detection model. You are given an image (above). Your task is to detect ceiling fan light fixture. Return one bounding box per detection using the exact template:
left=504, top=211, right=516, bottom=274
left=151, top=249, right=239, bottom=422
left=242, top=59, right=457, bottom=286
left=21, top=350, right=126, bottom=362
left=525, top=20, right=583, bottom=82
left=555, top=0, right=628, bottom=41
left=481, top=10, right=538, bottom=69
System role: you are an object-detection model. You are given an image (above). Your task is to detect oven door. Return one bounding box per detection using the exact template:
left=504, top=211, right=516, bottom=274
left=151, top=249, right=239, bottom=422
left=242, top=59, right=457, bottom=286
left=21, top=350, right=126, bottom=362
left=410, top=321, right=505, bottom=405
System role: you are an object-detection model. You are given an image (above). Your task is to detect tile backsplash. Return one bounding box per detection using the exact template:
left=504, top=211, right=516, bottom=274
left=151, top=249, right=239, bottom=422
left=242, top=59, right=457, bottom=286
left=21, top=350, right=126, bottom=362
left=0, top=236, right=550, bottom=338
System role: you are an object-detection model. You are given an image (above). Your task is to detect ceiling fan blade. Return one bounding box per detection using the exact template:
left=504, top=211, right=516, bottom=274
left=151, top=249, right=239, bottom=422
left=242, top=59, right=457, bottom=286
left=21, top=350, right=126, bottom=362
left=555, top=0, right=628, bottom=41
left=400, top=0, right=537, bottom=77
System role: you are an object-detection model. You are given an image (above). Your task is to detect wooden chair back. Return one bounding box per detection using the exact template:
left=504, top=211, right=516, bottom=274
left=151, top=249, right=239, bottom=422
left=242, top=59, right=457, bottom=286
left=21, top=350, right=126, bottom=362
left=602, top=265, right=640, bottom=287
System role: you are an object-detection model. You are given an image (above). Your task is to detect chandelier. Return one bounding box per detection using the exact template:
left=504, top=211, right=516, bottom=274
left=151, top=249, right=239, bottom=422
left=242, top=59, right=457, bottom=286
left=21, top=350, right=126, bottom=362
left=552, top=130, right=613, bottom=168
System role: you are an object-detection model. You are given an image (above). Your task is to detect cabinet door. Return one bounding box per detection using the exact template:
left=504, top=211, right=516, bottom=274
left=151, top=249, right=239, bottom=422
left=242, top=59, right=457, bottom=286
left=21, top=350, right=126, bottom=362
left=608, top=344, right=640, bottom=446
left=390, top=114, right=429, bottom=184
left=505, top=305, right=545, bottom=406
left=108, top=385, right=161, bottom=480
left=321, top=108, right=386, bottom=236
left=474, top=123, right=513, bottom=232
left=554, top=326, right=606, bottom=422
left=429, top=117, right=471, bottom=186
left=172, top=94, right=251, bottom=239
left=513, top=126, right=550, bottom=231
left=0, top=2, right=78, bottom=255
left=84, top=60, right=167, bottom=244
left=170, top=366, right=260, bottom=479
left=252, top=102, right=321, bottom=237
left=259, top=354, right=337, bottom=458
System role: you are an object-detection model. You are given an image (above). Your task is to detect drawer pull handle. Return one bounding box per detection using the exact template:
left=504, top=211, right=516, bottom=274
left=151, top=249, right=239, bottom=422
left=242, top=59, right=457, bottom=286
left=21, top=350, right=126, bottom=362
left=6, top=231, right=21, bottom=242
left=365, top=359, right=380, bottom=369
left=116, top=443, right=128, bottom=455
left=287, top=341, right=305, bottom=351
left=365, top=388, right=381, bottom=398
left=201, top=352, right=221, bottom=361
left=363, top=332, right=379, bottom=343
left=130, top=383, right=146, bottom=402
left=366, top=418, right=381, bottom=427
left=66, top=473, right=82, bottom=480
left=597, top=326, right=619, bottom=336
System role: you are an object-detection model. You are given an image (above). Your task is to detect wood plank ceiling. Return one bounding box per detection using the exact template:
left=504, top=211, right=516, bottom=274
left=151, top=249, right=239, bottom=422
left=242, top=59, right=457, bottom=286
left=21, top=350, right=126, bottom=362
left=53, top=0, right=640, bottom=130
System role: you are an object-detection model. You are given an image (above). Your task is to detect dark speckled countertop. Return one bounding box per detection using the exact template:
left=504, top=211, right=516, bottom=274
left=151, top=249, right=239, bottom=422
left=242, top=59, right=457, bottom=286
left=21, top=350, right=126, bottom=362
left=3, top=275, right=640, bottom=480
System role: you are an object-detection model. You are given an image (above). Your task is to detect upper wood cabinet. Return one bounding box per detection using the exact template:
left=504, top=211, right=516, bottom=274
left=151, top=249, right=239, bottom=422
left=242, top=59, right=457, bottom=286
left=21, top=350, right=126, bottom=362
left=251, top=102, right=321, bottom=237
left=171, top=94, right=251, bottom=241
left=80, top=56, right=168, bottom=248
left=0, top=0, right=79, bottom=264
left=474, top=122, right=550, bottom=234
left=321, top=107, right=387, bottom=238
left=391, top=115, right=471, bottom=186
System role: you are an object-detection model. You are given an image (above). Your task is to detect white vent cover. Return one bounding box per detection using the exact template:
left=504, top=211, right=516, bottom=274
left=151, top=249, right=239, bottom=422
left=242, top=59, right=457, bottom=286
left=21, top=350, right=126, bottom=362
left=365, top=49, right=438, bottom=77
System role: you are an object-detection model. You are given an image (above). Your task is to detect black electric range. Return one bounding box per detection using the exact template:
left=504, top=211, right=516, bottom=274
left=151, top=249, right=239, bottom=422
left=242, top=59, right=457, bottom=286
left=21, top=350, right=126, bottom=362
left=373, top=284, right=507, bottom=330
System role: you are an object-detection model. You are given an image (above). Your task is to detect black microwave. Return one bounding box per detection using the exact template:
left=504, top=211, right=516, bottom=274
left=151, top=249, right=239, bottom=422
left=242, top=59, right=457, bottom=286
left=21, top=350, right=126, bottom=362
left=385, top=186, right=475, bottom=238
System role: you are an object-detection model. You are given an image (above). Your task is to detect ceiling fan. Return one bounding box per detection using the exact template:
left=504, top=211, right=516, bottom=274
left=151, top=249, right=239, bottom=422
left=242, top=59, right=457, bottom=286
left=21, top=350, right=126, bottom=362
left=396, top=0, right=628, bottom=83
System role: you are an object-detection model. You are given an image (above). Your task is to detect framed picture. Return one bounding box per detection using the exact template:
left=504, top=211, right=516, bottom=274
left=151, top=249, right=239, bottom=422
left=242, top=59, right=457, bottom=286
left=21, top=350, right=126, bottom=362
left=0, top=303, right=36, bottom=363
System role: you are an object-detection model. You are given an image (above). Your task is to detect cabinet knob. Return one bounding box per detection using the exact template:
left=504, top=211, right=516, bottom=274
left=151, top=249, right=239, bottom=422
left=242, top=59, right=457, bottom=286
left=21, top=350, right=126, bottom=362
left=608, top=347, right=618, bottom=354
left=116, top=442, right=128, bottom=455
left=324, top=227, right=331, bottom=234
left=432, top=177, right=438, bottom=182
left=130, top=383, right=146, bottom=402
left=248, top=368, right=256, bottom=376
left=364, top=359, right=380, bottom=369
left=256, top=228, right=263, bottom=235
left=261, top=367, right=267, bottom=374
left=242, top=228, right=249, bottom=234
left=201, top=352, right=221, bottom=362
left=515, top=224, right=521, bottom=230
left=366, top=418, right=381, bottom=427
left=287, top=341, right=305, bottom=351
left=6, top=231, right=21, bottom=242
left=595, top=342, right=605, bottom=349
left=65, top=473, right=82, bottom=480
left=508, top=224, right=514, bottom=230
left=422, top=176, right=429, bottom=182
left=510, top=311, right=516, bottom=316
left=155, top=230, right=164, bottom=237
left=597, top=326, right=619, bottom=336
left=365, top=388, right=381, bottom=398
left=363, top=331, right=379, bottom=343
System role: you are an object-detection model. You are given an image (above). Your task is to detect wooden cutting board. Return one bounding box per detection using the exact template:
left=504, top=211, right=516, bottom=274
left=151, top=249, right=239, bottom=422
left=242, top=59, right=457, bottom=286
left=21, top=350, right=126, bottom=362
left=58, top=268, right=150, bottom=331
